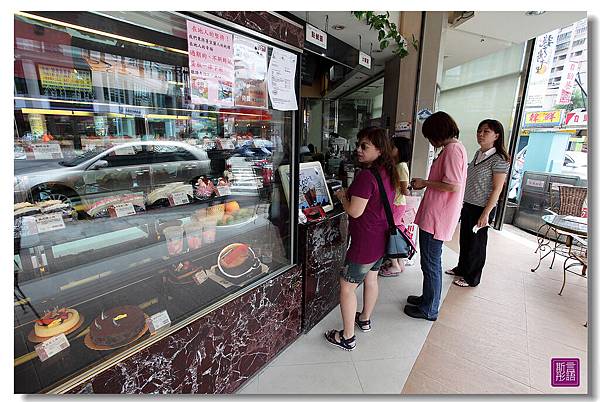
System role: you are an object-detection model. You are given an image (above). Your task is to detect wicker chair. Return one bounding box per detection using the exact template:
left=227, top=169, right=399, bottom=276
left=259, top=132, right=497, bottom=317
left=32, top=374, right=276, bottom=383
left=533, top=185, right=588, bottom=272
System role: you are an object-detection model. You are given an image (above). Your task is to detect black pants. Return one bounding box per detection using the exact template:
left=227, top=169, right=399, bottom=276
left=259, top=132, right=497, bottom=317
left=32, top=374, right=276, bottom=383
left=455, top=202, right=496, bottom=286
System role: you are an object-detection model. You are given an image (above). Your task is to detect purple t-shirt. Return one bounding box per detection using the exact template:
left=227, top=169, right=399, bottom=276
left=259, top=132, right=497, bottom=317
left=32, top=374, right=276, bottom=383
left=345, top=167, right=396, bottom=264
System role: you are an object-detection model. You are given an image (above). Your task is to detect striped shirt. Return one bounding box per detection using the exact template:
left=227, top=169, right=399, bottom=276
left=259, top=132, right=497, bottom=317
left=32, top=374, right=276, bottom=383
left=463, top=149, right=510, bottom=207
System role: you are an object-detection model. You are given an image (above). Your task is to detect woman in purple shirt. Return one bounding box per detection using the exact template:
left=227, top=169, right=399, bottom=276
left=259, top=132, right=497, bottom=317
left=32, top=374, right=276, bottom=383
left=325, top=127, right=400, bottom=351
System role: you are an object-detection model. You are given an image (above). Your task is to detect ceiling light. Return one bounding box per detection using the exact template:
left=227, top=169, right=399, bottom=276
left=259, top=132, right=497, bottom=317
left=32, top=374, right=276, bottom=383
left=332, top=24, right=345, bottom=30
left=525, top=11, right=546, bottom=16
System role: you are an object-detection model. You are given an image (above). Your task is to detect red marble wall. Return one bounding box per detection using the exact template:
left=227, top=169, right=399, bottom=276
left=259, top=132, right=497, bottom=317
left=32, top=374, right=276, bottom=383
left=67, top=266, right=302, bottom=394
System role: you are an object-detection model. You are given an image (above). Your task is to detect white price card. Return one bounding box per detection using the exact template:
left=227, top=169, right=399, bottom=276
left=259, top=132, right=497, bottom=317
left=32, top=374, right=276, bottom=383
left=217, top=186, right=231, bottom=196
left=113, top=202, right=136, bottom=217
left=35, top=212, right=65, bottom=233
left=168, top=192, right=190, bottom=206
left=193, top=270, right=209, bottom=286
left=146, top=310, right=171, bottom=334
left=35, top=333, right=70, bottom=362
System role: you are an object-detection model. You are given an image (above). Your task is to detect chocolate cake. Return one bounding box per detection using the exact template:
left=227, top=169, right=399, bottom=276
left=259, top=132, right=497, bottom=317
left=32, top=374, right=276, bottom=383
left=89, top=305, right=146, bottom=348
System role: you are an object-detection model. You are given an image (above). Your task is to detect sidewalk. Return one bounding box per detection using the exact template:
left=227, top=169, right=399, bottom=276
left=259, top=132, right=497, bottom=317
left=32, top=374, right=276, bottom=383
left=237, top=225, right=588, bottom=394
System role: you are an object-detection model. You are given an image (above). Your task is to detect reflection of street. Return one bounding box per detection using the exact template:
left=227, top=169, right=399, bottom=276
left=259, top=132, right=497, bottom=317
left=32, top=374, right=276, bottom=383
left=14, top=159, right=64, bottom=175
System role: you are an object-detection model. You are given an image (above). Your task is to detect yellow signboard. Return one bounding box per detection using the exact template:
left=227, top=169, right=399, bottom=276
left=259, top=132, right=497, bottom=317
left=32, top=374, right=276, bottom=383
left=522, top=110, right=564, bottom=128
left=38, top=64, right=93, bottom=91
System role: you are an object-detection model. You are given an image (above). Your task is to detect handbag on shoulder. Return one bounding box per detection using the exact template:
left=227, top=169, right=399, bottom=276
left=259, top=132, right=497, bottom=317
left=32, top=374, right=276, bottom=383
left=370, top=168, right=417, bottom=260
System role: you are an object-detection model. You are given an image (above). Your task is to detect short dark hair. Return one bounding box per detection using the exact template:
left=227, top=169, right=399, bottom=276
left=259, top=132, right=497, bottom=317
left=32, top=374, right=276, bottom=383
left=422, top=111, right=459, bottom=145
left=391, top=137, right=412, bottom=163
left=307, top=143, right=315, bottom=153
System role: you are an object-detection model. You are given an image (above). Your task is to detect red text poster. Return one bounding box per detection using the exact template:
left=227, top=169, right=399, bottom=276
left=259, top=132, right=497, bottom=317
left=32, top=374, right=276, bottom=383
left=186, top=21, right=234, bottom=107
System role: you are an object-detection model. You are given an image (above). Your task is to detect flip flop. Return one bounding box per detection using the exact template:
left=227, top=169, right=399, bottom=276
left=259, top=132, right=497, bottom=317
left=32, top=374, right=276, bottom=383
left=378, top=267, right=400, bottom=277
left=453, top=278, right=471, bottom=287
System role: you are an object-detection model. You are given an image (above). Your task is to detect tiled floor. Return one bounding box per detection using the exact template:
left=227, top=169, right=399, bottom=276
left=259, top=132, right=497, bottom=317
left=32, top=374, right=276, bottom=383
left=237, top=225, right=588, bottom=394
left=403, top=225, right=588, bottom=394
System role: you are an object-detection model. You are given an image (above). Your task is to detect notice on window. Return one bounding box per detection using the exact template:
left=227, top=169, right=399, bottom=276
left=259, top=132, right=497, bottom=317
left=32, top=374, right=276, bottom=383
left=186, top=21, right=235, bottom=108
left=146, top=310, right=171, bottom=334
left=35, top=212, right=66, bottom=233
left=32, top=143, right=63, bottom=160
left=267, top=48, right=298, bottom=111
left=233, top=36, right=268, bottom=108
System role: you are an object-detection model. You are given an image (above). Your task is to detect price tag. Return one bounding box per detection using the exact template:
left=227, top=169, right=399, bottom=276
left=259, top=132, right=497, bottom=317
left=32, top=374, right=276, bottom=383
left=168, top=192, right=190, bottom=206
left=35, top=333, right=70, bottom=362
left=146, top=310, right=171, bottom=334
left=193, top=270, right=209, bottom=286
left=217, top=186, right=231, bottom=196
left=113, top=202, right=136, bottom=217
left=35, top=212, right=65, bottom=233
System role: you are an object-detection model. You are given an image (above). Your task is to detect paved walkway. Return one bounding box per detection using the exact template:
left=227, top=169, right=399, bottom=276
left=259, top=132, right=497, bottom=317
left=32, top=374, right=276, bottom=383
left=238, top=225, right=587, bottom=394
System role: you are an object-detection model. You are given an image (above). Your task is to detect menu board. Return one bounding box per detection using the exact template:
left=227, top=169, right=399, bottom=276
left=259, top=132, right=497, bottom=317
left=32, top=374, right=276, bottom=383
left=233, top=37, right=268, bottom=108
left=186, top=21, right=235, bottom=107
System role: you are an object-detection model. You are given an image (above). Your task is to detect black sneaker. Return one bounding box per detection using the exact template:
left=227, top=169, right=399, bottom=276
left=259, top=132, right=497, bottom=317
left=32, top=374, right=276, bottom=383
left=403, top=304, right=437, bottom=321
left=406, top=295, right=423, bottom=305
left=355, top=312, right=372, bottom=332
left=324, top=329, right=356, bottom=351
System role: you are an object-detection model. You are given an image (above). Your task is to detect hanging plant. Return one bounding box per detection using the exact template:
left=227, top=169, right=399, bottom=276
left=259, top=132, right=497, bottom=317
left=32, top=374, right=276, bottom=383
left=352, top=11, right=419, bottom=58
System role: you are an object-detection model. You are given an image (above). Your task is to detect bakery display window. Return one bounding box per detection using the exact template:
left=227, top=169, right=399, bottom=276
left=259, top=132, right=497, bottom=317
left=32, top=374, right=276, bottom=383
left=14, top=11, right=297, bottom=393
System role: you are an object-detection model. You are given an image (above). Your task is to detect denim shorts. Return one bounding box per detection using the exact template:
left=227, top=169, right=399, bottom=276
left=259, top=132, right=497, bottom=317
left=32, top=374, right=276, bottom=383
left=341, top=257, right=384, bottom=284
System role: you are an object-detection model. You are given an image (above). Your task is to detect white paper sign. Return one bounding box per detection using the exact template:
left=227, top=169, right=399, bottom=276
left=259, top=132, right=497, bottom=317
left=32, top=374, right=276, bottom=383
left=113, top=146, right=135, bottom=156
left=113, top=202, right=136, bottom=217
left=359, top=51, right=371, bottom=69
left=168, top=192, right=190, bottom=206
left=306, top=24, right=327, bottom=49
left=146, top=310, right=171, bottom=334
left=526, top=179, right=545, bottom=188
left=193, top=270, right=209, bottom=285
left=267, top=48, right=298, bottom=111
left=217, top=186, right=231, bottom=196
left=32, top=143, right=63, bottom=160
left=35, top=212, right=65, bottom=233
left=35, top=333, right=70, bottom=362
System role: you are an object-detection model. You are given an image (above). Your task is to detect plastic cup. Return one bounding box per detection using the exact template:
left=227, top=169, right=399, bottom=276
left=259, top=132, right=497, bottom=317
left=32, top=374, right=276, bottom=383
left=184, top=222, right=203, bottom=250
left=203, top=216, right=217, bottom=244
left=164, top=226, right=184, bottom=256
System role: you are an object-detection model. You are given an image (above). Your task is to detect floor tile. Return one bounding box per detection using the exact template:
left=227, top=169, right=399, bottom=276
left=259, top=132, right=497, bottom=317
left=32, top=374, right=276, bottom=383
left=256, top=361, right=363, bottom=394
left=402, top=370, right=459, bottom=394
left=528, top=355, right=587, bottom=394
left=236, top=376, right=259, bottom=394
left=354, top=358, right=414, bottom=393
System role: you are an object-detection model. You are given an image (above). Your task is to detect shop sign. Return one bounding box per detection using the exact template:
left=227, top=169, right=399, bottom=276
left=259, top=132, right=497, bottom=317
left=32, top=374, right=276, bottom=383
left=565, top=109, right=587, bottom=127
left=35, top=333, right=70, bottom=362
left=306, top=24, right=327, bottom=49
left=526, top=178, right=545, bottom=189
left=525, top=29, right=559, bottom=108
left=186, top=21, right=235, bottom=107
left=522, top=109, right=563, bottom=128
left=556, top=62, right=579, bottom=105
left=233, top=36, right=268, bottom=108
left=359, top=51, right=371, bottom=69
left=38, top=64, right=93, bottom=92
left=117, top=106, right=145, bottom=117
left=417, top=108, right=433, bottom=122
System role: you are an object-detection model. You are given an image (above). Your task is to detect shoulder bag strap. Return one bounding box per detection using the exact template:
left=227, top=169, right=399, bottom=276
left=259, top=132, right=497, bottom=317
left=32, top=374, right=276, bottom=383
left=370, top=168, right=396, bottom=231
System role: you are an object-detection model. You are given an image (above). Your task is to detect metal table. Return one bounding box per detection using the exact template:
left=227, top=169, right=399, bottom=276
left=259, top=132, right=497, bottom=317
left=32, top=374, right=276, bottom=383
left=532, top=214, right=588, bottom=273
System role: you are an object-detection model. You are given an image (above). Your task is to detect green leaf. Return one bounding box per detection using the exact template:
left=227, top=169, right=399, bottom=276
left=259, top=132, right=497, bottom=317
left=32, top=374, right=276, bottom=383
left=378, top=30, right=385, bottom=41
left=380, top=39, right=389, bottom=50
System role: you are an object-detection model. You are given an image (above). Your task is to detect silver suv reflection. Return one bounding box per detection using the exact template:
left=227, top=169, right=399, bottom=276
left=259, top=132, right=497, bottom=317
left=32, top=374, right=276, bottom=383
left=14, top=141, right=212, bottom=208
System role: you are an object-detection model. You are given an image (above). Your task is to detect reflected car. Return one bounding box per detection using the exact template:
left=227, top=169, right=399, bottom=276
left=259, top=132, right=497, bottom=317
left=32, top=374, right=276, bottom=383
left=508, top=146, right=588, bottom=200
left=14, top=141, right=212, bottom=208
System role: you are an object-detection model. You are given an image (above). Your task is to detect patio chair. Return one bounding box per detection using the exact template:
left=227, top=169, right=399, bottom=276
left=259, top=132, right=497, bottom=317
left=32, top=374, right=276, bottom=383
left=560, top=234, right=587, bottom=296
left=533, top=185, right=587, bottom=271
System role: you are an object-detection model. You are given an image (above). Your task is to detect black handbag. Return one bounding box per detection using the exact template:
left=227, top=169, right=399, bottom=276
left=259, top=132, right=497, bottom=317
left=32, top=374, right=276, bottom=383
left=370, top=168, right=417, bottom=260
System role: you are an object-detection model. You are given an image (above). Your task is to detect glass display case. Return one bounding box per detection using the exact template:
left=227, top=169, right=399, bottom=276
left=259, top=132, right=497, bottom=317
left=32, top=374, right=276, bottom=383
left=14, top=11, right=297, bottom=393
